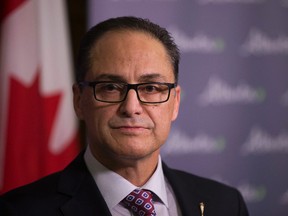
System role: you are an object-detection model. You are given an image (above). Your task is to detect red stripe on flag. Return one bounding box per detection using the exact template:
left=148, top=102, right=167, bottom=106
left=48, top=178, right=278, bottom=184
left=1, top=71, right=79, bottom=193
left=0, top=0, right=80, bottom=194
left=1, top=0, right=26, bottom=22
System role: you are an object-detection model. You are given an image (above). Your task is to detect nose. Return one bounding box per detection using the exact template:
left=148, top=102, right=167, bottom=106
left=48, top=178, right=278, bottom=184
left=119, top=88, right=143, bottom=116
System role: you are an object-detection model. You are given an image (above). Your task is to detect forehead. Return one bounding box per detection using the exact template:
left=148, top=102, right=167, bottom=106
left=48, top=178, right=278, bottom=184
left=91, top=30, right=169, bottom=61
left=93, top=29, right=162, bottom=50
left=87, top=30, right=174, bottom=81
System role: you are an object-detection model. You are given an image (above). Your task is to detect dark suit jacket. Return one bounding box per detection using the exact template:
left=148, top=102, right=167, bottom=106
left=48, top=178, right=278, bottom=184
left=0, top=152, right=249, bottom=216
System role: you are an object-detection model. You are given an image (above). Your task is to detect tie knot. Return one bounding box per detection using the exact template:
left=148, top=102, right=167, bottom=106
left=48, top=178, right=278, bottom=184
left=122, top=189, right=156, bottom=216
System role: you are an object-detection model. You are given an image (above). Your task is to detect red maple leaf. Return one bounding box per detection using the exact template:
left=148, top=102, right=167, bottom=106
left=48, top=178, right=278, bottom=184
left=2, top=71, right=78, bottom=193
left=1, top=0, right=26, bottom=22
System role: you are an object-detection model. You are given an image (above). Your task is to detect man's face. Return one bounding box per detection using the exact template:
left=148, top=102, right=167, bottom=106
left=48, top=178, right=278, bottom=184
left=73, top=30, right=181, bottom=164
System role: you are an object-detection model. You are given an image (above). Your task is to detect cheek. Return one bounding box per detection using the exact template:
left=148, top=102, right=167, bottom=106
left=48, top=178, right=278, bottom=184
left=84, top=106, right=111, bottom=126
left=81, top=99, right=111, bottom=131
left=85, top=103, right=117, bottom=133
left=84, top=108, right=114, bottom=145
left=150, top=105, right=174, bottom=135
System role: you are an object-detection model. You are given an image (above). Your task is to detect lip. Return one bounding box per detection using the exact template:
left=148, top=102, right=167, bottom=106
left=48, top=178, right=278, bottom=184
left=112, top=125, right=149, bottom=134
left=109, top=118, right=153, bottom=133
left=113, top=125, right=148, bottom=130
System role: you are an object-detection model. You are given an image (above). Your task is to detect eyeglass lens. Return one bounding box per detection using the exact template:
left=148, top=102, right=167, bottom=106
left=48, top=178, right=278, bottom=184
left=93, top=82, right=172, bottom=103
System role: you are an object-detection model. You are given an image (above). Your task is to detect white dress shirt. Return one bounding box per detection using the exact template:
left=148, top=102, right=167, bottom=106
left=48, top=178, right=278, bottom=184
left=84, top=146, right=181, bottom=216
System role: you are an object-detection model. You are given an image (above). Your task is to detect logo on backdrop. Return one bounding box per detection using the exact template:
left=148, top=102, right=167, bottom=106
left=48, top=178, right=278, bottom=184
left=212, top=176, right=266, bottom=203
left=238, top=183, right=267, bottom=203
left=168, top=27, right=225, bottom=53
left=242, top=127, right=288, bottom=154
left=282, top=0, right=288, bottom=7
left=198, top=76, right=266, bottom=106
left=109, top=0, right=178, bottom=2
left=282, top=90, right=288, bottom=106
left=197, top=0, right=265, bottom=4
left=241, top=29, right=288, bottom=55
left=280, top=190, right=288, bottom=204
left=163, top=128, right=226, bottom=155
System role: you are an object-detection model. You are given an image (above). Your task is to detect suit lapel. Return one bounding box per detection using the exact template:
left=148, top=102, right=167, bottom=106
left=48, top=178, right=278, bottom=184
left=57, top=152, right=112, bottom=216
left=163, top=162, right=209, bottom=216
left=56, top=154, right=211, bottom=216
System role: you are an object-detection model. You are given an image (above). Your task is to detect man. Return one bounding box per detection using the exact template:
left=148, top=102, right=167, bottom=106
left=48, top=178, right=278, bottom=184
left=0, top=16, right=249, bottom=216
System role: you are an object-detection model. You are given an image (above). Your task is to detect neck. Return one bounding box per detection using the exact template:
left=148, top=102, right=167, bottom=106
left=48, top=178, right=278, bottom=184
left=92, top=149, right=160, bottom=186
left=115, top=155, right=159, bottom=186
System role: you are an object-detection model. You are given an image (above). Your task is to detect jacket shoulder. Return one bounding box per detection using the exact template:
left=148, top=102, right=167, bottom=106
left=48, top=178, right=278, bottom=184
left=0, top=153, right=87, bottom=215
left=1, top=171, right=61, bottom=199
left=168, top=167, right=238, bottom=194
left=163, top=164, right=249, bottom=215
left=0, top=172, right=66, bottom=215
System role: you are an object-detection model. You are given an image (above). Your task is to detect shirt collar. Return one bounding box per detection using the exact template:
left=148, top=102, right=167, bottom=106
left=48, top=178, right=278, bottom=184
left=142, top=156, right=169, bottom=207
left=84, top=146, right=169, bottom=211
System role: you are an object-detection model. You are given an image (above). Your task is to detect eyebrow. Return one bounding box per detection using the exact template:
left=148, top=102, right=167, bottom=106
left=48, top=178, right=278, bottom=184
left=93, top=73, right=167, bottom=83
left=138, top=73, right=166, bottom=82
left=93, top=74, right=125, bottom=82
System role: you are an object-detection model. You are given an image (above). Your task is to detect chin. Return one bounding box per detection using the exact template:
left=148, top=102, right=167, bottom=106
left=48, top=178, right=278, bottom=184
left=117, top=145, right=160, bottom=160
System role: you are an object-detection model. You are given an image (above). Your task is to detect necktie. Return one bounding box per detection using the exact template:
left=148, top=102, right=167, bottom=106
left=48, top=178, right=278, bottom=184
left=122, top=188, right=156, bottom=216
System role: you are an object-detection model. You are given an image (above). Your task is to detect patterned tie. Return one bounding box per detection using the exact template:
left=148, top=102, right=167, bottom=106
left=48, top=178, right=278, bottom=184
left=122, top=188, right=156, bottom=216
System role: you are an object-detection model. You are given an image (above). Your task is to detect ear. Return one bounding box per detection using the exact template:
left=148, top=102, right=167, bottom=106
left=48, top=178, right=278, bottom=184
left=171, top=85, right=181, bottom=121
left=72, top=84, right=84, bottom=120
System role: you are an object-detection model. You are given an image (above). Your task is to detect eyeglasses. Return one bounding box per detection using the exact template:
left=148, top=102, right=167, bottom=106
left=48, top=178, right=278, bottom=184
left=78, top=81, right=177, bottom=104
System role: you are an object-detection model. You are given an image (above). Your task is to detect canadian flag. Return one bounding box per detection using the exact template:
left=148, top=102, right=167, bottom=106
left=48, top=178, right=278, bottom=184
left=0, top=0, right=80, bottom=194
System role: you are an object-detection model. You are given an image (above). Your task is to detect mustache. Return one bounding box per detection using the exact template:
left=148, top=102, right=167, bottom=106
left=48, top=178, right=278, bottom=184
left=109, top=118, right=154, bottom=129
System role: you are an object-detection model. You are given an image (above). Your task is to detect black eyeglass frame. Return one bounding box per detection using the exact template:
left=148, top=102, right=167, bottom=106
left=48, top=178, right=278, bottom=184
left=78, top=81, right=177, bottom=104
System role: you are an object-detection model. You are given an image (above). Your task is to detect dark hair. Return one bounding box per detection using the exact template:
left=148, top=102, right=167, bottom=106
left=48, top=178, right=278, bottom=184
left=76, top=16, right=180, bottom=83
